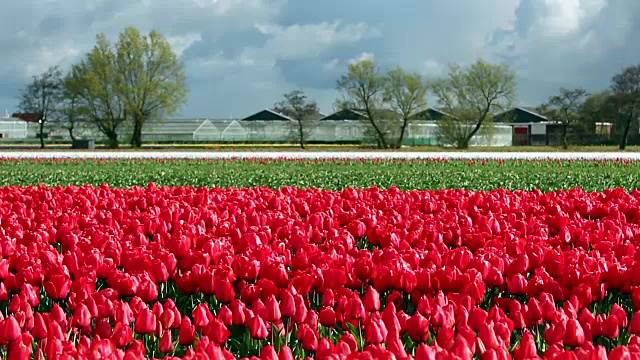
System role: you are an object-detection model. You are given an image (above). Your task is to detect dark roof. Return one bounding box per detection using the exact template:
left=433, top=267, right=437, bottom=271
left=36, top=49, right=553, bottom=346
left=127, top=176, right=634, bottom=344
left=321, top=109, right=366, bottom=121
left=242, top=109, right=292, bottom=121
left=320, top=109, right=400, bottom=121
left=11, top=112, right=41, bottom=122
left=410, top=107, right=456, bottom=120
left=494, top=106, right=549, bottom=124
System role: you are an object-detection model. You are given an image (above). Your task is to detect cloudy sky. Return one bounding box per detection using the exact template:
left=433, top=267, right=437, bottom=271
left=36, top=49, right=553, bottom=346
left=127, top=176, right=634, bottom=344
left=1, top=0, right=639, bottom=118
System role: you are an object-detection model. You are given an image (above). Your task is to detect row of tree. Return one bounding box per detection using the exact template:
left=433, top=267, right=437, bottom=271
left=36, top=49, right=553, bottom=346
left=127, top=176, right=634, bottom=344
left=538, top=66, right=640, bottom=150
left=277, top=59, right=640, bottom=150
left=273, top=59, right=517, bottom=149
left=18, top=26, right=640, bottom=149
left=17, top=27, right=187, bottom=148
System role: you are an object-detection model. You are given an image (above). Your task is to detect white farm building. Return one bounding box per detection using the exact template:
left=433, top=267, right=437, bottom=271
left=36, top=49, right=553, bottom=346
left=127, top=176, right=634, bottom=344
left=8, top=108, right=514, bottom=146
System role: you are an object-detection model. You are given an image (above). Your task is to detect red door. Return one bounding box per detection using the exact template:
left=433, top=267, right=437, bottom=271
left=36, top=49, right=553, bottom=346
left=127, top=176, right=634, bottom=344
left=513, top=126, right=528, bottom=146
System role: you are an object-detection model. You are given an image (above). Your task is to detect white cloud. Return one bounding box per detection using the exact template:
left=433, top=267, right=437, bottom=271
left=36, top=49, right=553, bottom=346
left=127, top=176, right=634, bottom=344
left=25, top=45, right=81, bottom=77
left=323, top=58, right=340, bottom=71
left=254, top=21, right=380, bottom=60
left=167, top=34, right=202, bottom=57
left=421, top=59, right=446, bottom=78
left=531, top=0, right=607, bottom=37
left=485, top=0, right=640, bottom=105
left=348, top=52, right=375, bottom=65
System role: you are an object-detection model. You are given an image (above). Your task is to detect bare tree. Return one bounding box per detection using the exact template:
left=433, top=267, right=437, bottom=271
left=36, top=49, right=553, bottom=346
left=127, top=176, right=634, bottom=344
left=610, top=65, right=640, bottom=150
left=336, top=59, right=392, bottom=148
left=272, top=90, right=320, bottom=149
left=538, top=87, right=589, bottom=149
left=384, top=66, right=428, bottom=148
left=17, top=66, right=63, bottom=148
left=431, top=59, right=517, bottom=148
left=56, top=72, right=89, bottom=141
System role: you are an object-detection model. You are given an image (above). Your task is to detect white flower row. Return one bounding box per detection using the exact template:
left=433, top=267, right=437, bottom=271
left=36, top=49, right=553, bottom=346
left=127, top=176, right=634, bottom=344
left=0, top=151, right=638, bottom=160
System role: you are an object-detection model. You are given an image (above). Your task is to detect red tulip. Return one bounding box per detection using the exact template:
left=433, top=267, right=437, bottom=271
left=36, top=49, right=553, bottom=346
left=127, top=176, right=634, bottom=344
left=193, top=303, right=212, bottom=328
left=507, top=274, right=528, bottom=295
left=347, top=220, right=366, bottom=238
left=450, top=336, right=474, bottom=359
left=365, top=314, right=387, bottom=344
left=230, top=299, right=246, bottom=325
left=293, top=295, right=308, bottom=324
left=264, top=294, right=282, bottom=322
left=111, top=321, right=134, bottom=348
left=94, top=318, right=113, bottom=338
left=280, top=289, right=296, bottom=318
left=347, top=297, right=366, bottom=320
left=339, top=332, right=359, bottom=353
left=436, top=325, right=455, bottom=350
left=363, top=287, right=381, bottom=312
left=127, top=339, right=146, bottom=358
left=415, top=343, right=436, bottom=360
left=260, top=345, right=279, bottom=360
left=600, top=315, right=621, bottom=339
left=322, top=289, right=335, bottom=307
left=32, top=313, right=48, bottom=339
left=137, top=280, right=158, bottom=303
left=178, top=316, right=196, bottom=346
left=468, top=307, right=488, bottom=332
left=300, top=326, right=318, bottom=351
left=630, top=312, right=640, bottom=334
left=564, top=319, right=586, bottom=347
left=249, top=316, right=268, bottom=339
left=43, top=274, right=71, bottom=300
left=2, top=316, right=21, bottom=342
left=609, top=346, right=632, bottom=360
left=217, top=305, right=233, bottom=327
left=159, top=330, right=174, bottom=353
left=133, top=308, right=157, bottom=335
left=204, top=318, right=231, bottom=345
left=406, top=312, right=430, bottom=342
left=611, top=303, right=629, bottom=328
left=7, top=341, right=31, bottom=360
left=216, top=279, right=236, bottom=303
left=319, top=307, right=337, bottom=327
left=278, top=345, right=295, bottom=360
left=72, top=303, right=92, bottom=328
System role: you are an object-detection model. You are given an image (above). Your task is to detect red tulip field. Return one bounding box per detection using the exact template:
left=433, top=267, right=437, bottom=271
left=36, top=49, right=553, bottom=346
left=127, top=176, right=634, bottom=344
left=2, top=158, right=640, bottom=359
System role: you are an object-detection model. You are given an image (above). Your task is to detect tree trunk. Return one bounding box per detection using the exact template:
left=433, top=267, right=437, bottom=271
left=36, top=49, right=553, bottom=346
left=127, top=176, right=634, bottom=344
left=619, top=111, right=634, bottom=150
left=372, top=122, right=387, bottom=148
left=456, top=138, right=470, bottom=149
left=562, top=124, right=568, bottom=150
left=396, top=119, right=409, bottom=149
left=365, top=120, right=387, bottom=148
left=130, top=120, right=143, bottom=148
left=105, top=130, right=119, bottom=148
left=297, top=121, right=305, bottom=149
left=68, top=125, right=76, bottom=141
left=39, top=121, right=45, bottom=149
left=363, top=108, right=388, bottom=148
left=462, top=108, right=491, bottom=149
